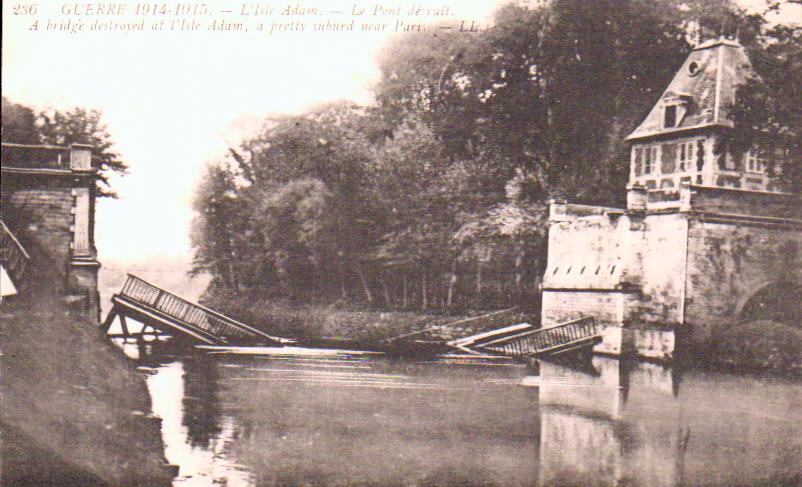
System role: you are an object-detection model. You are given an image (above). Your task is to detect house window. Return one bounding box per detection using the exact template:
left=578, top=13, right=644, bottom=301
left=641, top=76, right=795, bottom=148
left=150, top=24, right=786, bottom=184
left=661, top=143, right=676, bottom=174
left=746, top=148, right=766, bottom=173
left=644, top=146, right=658, bottom=174
left=664, top=105, right=678, bottom=128
left=633, top=147, right=643, bottom=177
left=678, top=141, right=696, bottom=171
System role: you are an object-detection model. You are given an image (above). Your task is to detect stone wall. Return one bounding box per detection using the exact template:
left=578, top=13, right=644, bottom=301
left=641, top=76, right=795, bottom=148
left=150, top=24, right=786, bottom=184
left=542, top=291, right=628, bottom=326
left=636, top=213, right=688, bottom=327
left=690, top=186, right=802, bottom=220
left=541, top=290, right=641, bottom=355
left=544, top=205, right=690, bottom=328
left=2, top=180, right=75, bottom=296
left=683, top=217, right=802, bottom=343
left=542, top=189, right=802, bottom=359
left=2, top=173, right=100, bottom=319
left=544, top=205, right=627, bottom=290
left=542, top=204, right=688, bottom=359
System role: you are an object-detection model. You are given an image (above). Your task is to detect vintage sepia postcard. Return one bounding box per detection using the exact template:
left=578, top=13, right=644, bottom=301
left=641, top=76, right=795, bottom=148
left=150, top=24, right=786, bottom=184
left=2, top=0, right=801, bottom=485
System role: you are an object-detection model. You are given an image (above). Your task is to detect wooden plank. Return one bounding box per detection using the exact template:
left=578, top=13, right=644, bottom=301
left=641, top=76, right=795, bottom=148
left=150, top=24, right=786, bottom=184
left=115, top=296, right=223, bottom=344
left=100, top=307, right=118, bottom=332
left=108, top=332, right=171, bottom=338
left=382, top=307, right=519, bottom=343
left=545, top=337, right=603, bottom=357
left=476, top=328, right=543, bottom=348
left=448, top=323, right=533, bottom=348
left=195, top=301, right=292, bottom=344
left=119, top=314, right=130, bottom=337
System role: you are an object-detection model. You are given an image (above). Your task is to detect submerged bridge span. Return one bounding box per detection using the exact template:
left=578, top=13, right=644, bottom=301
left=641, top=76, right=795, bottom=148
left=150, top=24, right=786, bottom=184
left=103, top=274, right=292, bottom=346
left=451, top=317, right=601, bottom=359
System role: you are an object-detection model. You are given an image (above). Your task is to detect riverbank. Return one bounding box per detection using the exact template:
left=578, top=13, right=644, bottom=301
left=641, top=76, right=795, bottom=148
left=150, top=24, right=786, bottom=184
left=706, top=320, right=802, bottom=377
left=204, top=293, right=802, bottom=376
left=1, top=306, right=176, bottom=485
left=201, top=292, right=531, bottom=344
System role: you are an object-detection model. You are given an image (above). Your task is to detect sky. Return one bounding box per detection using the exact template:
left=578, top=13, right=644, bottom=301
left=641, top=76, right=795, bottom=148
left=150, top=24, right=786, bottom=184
left=3, top=0, right=501, bottom=265
left=2, top=0, right=799, bottom=268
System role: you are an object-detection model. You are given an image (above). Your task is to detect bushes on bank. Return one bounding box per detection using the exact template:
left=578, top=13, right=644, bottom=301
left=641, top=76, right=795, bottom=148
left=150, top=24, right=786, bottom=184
left=710, top=320, right=802, bottom=376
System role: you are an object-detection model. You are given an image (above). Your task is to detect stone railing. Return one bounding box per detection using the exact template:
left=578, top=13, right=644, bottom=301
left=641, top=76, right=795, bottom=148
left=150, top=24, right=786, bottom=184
left=1, top=143, right=94, bottom=172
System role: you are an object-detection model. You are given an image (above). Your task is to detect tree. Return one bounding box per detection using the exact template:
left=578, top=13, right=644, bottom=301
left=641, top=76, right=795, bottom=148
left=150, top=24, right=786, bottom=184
left=728, top=23, right=802, bottom=192
left=374, top=0, right=690, bottom=206
left=253, top=178, right=338, bottom=300
left=192, top=103, right=385, bottom=304
left=37, top=107, right=127, bottom=197
left=1, top=97, right=38, bottom=144
left=1, top=98, right=126, bottom=197
left=453, top=172, right=550, bottom=310
left=190, top=163, right=247, bottom=291
left=369, top=117, right=454, bottom=309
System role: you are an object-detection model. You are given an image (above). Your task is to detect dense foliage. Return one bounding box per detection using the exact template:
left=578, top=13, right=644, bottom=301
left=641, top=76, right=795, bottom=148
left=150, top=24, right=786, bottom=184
left=193, top=0, right=801, bottom=312
left=1, top=97, right=126, bottom=197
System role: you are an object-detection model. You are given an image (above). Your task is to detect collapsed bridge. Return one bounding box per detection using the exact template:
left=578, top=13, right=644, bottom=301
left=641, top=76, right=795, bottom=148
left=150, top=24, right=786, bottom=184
left=449, top=317, right=601, bottom=359
left=102, top=274, right=292, bottom=346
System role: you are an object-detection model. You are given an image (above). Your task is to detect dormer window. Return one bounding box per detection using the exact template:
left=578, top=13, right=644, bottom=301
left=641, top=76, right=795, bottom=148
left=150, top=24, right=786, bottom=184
left=664, top=105, right=677, bottom=128
left=662, top=93, right=692, bottom=129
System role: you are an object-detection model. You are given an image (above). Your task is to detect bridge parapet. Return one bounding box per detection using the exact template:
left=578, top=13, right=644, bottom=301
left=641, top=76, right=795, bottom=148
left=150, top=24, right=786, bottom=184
left=1, top=143, right=96, bottom=173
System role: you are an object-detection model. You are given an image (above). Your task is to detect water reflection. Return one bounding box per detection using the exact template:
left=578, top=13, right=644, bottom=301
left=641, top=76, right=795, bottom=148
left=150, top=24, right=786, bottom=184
left=140, top=348, right=802, bottom=487
left=537, top=356, right=801, bottom=487
left=145, top=359, right=255, bottom=486
left=182, top=353, right=222, bottom=448
left=538, top=358, right=674, bottom=486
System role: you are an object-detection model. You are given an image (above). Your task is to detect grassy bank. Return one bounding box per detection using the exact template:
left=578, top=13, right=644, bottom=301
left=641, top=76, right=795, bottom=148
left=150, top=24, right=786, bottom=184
left=1, top=307, right=175, bottom=486
left=201, top=291, right=530, bottom=344
left=707, top=320, right=802, bottom=377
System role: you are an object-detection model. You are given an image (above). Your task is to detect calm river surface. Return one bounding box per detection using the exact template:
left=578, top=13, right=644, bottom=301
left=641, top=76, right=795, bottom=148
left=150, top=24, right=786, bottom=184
left=132, top=345, right=802, bottom=487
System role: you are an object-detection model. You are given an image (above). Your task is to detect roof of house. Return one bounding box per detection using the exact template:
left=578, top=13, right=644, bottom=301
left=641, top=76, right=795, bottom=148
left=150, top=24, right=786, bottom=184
left=626, top=38, right=753, bottom=142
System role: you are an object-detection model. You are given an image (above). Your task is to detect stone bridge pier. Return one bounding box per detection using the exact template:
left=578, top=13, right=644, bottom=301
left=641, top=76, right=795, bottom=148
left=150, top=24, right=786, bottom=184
left=541, top=185, right=802, bottom=362
left=1, top=143, right=101, bottom=321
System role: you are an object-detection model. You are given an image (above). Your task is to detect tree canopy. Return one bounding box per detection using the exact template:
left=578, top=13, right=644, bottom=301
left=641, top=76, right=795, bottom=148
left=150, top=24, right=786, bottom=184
left=193, top=0, right=801, bottom=312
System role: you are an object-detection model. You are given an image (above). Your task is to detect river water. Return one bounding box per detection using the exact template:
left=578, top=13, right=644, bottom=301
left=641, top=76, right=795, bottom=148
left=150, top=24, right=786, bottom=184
left=132, top=345, right=801, bottom=486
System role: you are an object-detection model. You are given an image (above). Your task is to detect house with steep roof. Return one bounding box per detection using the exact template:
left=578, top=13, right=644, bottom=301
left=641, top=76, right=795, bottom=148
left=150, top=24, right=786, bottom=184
left=626, top=38, right=778, bottom=194
left=540, top=39, right=802, bottom=361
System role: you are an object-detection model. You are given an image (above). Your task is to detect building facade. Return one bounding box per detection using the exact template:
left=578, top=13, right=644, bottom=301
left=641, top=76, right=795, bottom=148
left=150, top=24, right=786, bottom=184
left=541, top=39, right=802, bottom=360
